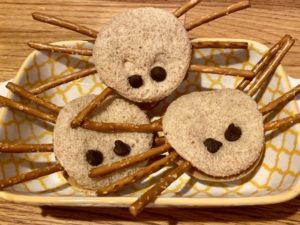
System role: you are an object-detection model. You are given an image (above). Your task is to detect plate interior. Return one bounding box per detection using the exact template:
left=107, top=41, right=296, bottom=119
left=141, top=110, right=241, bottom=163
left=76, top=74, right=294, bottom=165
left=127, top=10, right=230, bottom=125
left=0, top=39, right=299, bottom=202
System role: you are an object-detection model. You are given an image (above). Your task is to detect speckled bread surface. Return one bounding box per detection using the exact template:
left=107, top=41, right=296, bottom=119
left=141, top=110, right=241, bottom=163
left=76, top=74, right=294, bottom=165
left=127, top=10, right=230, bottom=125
left=54, top=95, right=153, bottom=190
left=163, top=89, right=264, bottom=177
left=93, top=7, right=191, bottom=103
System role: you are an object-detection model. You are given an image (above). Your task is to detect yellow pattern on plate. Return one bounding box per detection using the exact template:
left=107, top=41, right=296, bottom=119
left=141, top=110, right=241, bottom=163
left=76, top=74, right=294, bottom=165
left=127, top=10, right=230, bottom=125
left=0, top=38, right=299, bottom=207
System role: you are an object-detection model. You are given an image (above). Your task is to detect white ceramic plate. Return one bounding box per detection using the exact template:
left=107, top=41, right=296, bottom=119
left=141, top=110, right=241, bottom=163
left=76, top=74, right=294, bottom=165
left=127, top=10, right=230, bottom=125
left=0, top=38, right=299, bottom=207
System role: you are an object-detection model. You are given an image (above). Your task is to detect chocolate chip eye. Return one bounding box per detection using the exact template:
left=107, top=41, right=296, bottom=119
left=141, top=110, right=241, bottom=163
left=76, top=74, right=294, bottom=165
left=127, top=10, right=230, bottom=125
left=225, top=123, right=242, bottom=142
left=203, top=138, right=223, bottom=153
left=86, top=149, right=103, bottom=166
left=128, top=75, right=143, bottom=88
left=150, top=66, right=167, bottom=82
left=114, top=140, right=131, bottom=156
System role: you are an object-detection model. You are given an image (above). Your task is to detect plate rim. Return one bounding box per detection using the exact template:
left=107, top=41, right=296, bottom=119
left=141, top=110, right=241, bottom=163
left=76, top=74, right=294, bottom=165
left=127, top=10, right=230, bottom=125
left=0, top=38, right=299, bottom=207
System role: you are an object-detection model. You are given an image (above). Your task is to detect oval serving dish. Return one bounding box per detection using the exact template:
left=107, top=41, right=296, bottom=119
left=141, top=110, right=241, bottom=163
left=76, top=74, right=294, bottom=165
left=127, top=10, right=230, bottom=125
left=0, top=38, right=299, bottom=207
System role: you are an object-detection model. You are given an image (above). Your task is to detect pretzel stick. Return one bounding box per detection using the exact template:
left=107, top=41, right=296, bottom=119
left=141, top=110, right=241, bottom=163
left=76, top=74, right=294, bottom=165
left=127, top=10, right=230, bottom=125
left=6, top=82, right=61, bottom=114
left=30, top=67, right=97, bottom=94
left=82, top=119, right=162, bottom=133
left=0, top=96, right=57, bottom=123
left=236, top=35, right=290, bottom=90
left=154, top=136, right=166, bottom=146
left=264, top=113, right=300, bottom=131
left=192, top=41, right=248, bottom=49
left=0, top=143, right=53, bottom=153
left=96, top=151, right=178, bottom=196
left=89, top=143, right=171, bottom=178
left=260, top=84, right=300, bottom=115
left=247, top=37, right=295, bottom=97
left=173, top=0, right=202, bottom=17
left=0, top=163, right=63, bottom=189
left=71, top=87, right=114, bottom=128
left=28, top=42, right=93, bottom=56
left=189, top=64, right=255, bottom=78
left=236, top=43, right=281, bottom=90
left=185, top=0, right=250, bottom=31
left=32, top=12, right=98, bottom=38
left=129, top=160, right=192, bottom=216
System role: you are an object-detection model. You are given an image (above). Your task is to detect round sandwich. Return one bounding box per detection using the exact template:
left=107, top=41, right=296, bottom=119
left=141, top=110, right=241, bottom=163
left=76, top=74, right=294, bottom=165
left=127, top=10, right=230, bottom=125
left=163, top=89, right=264, bottom=179
left=53, top=95, right=153, bottom=191
left=93, top=7, right=191, bottom=103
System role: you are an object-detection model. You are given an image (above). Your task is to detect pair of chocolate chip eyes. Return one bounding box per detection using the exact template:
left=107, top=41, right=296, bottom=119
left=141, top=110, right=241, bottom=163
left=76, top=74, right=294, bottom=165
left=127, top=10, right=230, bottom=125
left=203, top=123, right=242, bottom=154
left=85, top=124, right=241, bottom=165
left=85, top=140, right=131, bottom=166
left=128, top=66, right=167, bottom=88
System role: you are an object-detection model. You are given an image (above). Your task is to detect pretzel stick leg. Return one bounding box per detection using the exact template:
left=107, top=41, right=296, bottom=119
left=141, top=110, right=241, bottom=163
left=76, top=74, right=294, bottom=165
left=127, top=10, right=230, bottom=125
left=264, top=113, right=300, bottom=131
left=0, top=163, right=63, bottom=189
left=236, top=35, right=290, bottom=91
left=71, top=87, right=114, bottom=128
left=189, top=65, right=255, bottom=78
left=30, top=67, right=97, bottom=94
left=192, top=41, right=248, bottom=49
left=32, top=12, right=98, bottom=38
left=0, top=143, right=53, bottom=153
left=129, top=160, right=192, bottom=216
left=82, top=119, right=163, bottom=133
left=89, top=143, right=171, bottom=178
left=96, top=151, right=178, bottom=196
left=260, top=84, right=300, bottom=115
left=28, top=42, right=93, bottom=56
left=185, top=0, right=250, bottom=31
left=6, top=82, right=61, bottom=114
left=154, top=136, right=166, bottom=146
left=247, top=36, right=295, bottom=97
left=236, top=44, right=280, bottom=90
left=173, top=0, right=202, bottom=17
left=0, top=96, right=57, bottom=123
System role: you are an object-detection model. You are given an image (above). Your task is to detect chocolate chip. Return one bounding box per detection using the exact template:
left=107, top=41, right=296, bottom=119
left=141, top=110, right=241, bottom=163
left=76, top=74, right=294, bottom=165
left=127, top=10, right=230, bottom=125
left=225, top=123, right=242, bottom=141
left=86, top=150, right=103, bottom=166
left=114, top=140, right=131, bottom=156
left=150, top=66, right=167, bottom=82
left=128, top=75, right=143, bottom=88
left=203, top=138, right=223, bottom=153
